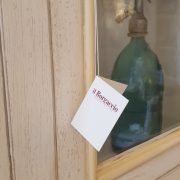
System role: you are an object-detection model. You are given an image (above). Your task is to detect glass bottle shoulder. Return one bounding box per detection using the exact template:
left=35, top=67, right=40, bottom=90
left=112, top=38, right=162, bottom=82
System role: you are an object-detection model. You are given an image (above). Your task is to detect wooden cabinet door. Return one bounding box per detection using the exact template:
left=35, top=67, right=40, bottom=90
left=0, top=1, right=180, bottom=180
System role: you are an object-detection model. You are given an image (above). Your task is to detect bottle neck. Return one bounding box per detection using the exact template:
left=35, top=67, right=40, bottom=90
left=129, top=37, right=147, bottom=47
left=128, top=0, right=147, bottom=37
left=130, top=37, right=146, bottom=42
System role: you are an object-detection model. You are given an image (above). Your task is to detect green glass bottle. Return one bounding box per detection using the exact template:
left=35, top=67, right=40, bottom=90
left=111, top=0, right=164, bottom=152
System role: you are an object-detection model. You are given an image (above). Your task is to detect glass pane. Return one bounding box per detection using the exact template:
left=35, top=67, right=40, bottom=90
left=97, top=0, right=180, bottom=163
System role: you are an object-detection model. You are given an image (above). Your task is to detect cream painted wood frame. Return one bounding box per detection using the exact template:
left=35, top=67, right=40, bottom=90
left=84, top=1, right=180, bottom=180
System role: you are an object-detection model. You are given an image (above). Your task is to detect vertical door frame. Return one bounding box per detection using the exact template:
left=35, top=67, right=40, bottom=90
left=84, top=1, right=97, bottom=179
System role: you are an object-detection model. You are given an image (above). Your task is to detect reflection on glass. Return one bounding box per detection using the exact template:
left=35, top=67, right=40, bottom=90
left=111, top=37, right=164, bottom=151
left=97, top=0, right=180, bottom=162
left=111, top=0, right=164, bottom=152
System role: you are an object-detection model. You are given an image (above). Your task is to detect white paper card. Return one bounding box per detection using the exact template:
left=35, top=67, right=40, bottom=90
left=71, top=76, right=129, bottom=151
